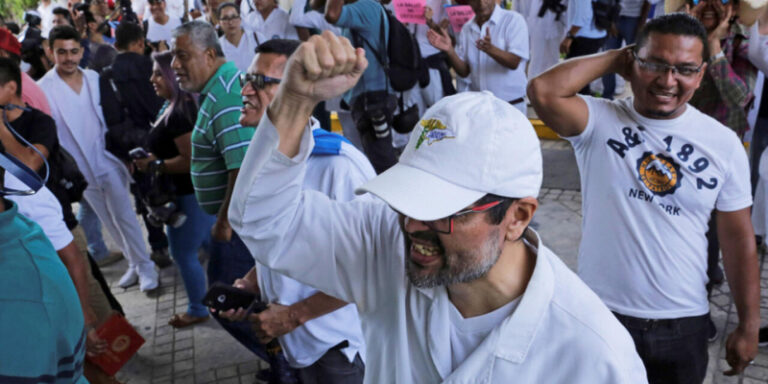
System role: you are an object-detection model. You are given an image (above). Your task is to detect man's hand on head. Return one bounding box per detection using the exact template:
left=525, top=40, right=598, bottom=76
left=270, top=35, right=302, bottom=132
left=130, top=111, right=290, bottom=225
left=611, top=45, right=635, bottom=81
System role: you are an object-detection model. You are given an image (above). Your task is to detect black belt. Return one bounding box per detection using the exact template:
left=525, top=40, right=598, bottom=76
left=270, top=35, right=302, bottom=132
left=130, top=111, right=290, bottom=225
left=329, top=340, right=350, bottom=351
left=509, top=97, right=525, bottom=105
left=613, top=312, right=709, bottom=331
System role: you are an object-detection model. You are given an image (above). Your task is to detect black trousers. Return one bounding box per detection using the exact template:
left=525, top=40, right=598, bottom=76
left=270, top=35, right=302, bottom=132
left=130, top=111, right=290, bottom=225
left=566, top=36, right=606, bottom=95
left=298, top=348, right=365, bottom=384
left=614, top=312, right=709, bottom=384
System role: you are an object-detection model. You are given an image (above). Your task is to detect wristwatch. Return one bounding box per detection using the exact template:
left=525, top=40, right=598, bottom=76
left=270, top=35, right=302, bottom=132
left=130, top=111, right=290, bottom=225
left=566, top=32, right=576, bottom=40
left=152, top=158, right=165, bottom=173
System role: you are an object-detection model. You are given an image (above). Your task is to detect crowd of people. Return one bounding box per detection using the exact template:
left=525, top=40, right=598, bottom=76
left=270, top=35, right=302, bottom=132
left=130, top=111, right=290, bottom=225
left=2, top=0, right=768, bottom=383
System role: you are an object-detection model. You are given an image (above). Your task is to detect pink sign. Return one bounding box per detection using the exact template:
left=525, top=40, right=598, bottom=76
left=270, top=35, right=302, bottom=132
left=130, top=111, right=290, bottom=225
left=393, top=0, right=427, bottom=25
left=445, top=5, right=474, bottom=33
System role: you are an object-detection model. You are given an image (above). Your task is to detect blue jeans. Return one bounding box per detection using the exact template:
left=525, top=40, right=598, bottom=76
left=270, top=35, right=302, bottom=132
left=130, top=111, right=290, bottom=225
left=208, top=232, right=299, bottom=383
left=77, top=199, right=109, bottom=261
left=167, top=194, right=216, bottom=317
left=602, top=16, right=641, bottom=100
left=614, top=312, right=709, bottom=384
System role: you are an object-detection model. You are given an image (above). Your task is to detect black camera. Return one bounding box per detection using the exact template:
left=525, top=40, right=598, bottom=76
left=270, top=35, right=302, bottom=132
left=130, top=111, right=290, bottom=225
left=118, top=0, right=140, bottom=24
left=142, top=160, right=187, bottom=228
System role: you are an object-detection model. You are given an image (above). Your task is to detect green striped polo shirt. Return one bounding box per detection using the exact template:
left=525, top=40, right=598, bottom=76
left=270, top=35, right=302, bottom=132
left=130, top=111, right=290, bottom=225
left=190, top=61, right=254, bottom=215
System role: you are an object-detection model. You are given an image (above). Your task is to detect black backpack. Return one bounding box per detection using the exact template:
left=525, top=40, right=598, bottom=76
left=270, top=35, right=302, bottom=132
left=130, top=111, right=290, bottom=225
left=592, top=0, right=621, bottom=31
left=352, top=4, right=429, bottom=92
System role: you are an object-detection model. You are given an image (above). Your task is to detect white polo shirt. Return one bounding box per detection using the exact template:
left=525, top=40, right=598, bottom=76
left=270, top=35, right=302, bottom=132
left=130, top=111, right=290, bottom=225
left=243, top=7, right=298, bottom=41
left=455, top=6, right=529, bottom=103
left=219, top=29, right=265, bottom=72
left=229, top=115, right=648, bottom=384
left=5, top=174, right=73, bottom=251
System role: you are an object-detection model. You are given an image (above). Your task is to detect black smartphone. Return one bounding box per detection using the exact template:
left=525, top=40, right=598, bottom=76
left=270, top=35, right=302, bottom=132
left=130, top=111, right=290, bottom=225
left=203, top=282, right=267, bottom=314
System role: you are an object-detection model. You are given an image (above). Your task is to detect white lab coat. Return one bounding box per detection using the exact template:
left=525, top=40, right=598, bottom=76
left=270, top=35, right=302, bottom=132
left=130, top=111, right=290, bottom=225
left=229, top=116, right=649, bottom=384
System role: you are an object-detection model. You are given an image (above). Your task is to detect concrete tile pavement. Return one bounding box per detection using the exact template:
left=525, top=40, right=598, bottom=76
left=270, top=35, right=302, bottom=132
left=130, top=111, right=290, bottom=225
left=97, top=140, right=767, bottom=383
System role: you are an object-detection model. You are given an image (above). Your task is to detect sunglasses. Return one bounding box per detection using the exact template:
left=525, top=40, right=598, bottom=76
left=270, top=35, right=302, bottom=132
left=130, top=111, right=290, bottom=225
left=239, top=73, right=281, bottom=90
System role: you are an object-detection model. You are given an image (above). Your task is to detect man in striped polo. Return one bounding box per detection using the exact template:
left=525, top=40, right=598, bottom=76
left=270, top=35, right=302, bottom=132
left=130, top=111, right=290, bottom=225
left=170, top=20, right=258, bottom=322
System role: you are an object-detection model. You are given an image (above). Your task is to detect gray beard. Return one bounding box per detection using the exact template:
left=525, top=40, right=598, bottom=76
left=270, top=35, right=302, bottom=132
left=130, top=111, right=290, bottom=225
left=406, top=229, right=501, bottom=288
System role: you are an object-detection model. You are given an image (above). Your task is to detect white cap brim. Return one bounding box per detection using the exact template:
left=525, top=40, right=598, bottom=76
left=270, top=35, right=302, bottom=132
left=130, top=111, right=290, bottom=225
left=355, top=163, right=485, bottom=222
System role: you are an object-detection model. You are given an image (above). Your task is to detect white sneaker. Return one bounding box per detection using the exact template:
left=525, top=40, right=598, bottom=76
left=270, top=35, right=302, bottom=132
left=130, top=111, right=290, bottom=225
left=118, top=267, right=138, bottom=288
left=137, top=263, right=159, bottom=292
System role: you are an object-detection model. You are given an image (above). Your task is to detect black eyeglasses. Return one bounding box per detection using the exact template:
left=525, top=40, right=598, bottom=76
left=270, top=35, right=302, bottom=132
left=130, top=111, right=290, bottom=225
left=632, top=51, right=705, bottom=77
left=404, top=200, right=502, bottom=235
left=220, top=15, right=240, bottom=22
left=239, top=73, right=281, bottom=90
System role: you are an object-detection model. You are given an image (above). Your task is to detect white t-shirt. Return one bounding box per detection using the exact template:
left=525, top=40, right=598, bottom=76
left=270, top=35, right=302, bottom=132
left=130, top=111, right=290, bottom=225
left=456, top=6, right=529, bottom=102
left=449, top=296, right=520, bottom=370
left=568, top=96, right=752, bottom=319
left=146, top=16, right=182, bottom=43
left=5, top=174, right=73, bottom=251
left=219, top=29, right=264, bottom=72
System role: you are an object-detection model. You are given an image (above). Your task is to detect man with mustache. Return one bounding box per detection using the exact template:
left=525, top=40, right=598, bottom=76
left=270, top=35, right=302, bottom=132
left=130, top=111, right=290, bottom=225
left=228, top=31, right=646, bottom=383
left=39, top=25, right=160, bottom=292
left=529, top=12, right=760, bottom=383
left=219, top=38, right=372, bottom=384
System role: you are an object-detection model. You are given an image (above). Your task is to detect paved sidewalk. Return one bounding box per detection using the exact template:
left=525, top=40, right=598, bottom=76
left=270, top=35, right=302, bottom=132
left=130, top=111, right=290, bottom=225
left=100, top=140, right=768, bottom=383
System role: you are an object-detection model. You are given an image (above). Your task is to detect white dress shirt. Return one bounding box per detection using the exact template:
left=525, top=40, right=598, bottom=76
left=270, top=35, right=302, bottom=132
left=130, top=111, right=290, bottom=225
left=229, top=115, right=648, bottom=384
left=455, top=6, right=529, bottom=103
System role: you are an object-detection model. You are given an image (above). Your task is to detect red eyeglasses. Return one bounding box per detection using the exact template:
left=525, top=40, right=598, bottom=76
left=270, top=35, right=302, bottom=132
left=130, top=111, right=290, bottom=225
left=405, top=200, right=502, bottom=235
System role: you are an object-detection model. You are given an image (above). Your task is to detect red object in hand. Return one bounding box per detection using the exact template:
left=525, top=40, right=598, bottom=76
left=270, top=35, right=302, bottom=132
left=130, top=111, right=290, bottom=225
left=86, top=314, right=146, bottom=376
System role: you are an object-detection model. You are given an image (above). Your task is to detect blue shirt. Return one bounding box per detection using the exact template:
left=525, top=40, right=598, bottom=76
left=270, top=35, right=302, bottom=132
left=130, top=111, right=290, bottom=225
left=568, top=0, right=607, bottom=39
left=0, top=200, right=87, bottom=383
left=336, top=0, right=390, bottom=104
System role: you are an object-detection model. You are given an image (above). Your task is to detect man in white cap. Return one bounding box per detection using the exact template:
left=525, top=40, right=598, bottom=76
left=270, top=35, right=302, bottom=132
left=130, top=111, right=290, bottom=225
left=228, top=31, right=647, bottom=383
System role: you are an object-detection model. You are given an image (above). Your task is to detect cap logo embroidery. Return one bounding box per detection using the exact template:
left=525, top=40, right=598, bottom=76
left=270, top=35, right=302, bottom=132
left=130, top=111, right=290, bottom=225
left=415, top=119, right=455, bottom=149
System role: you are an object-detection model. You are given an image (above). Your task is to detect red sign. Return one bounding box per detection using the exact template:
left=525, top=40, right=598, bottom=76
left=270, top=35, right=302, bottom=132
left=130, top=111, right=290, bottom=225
left=445, top=5, right=474, bottom=33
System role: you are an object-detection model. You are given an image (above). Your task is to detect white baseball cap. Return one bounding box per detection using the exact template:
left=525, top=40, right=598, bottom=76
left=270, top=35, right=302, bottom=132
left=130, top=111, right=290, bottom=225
left=356, top=91, right=542, bottom=221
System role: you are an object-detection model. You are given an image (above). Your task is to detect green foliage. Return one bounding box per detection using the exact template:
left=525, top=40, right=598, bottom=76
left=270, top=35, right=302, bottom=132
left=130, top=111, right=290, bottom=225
left=1, top=0, right=40, bottom=23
